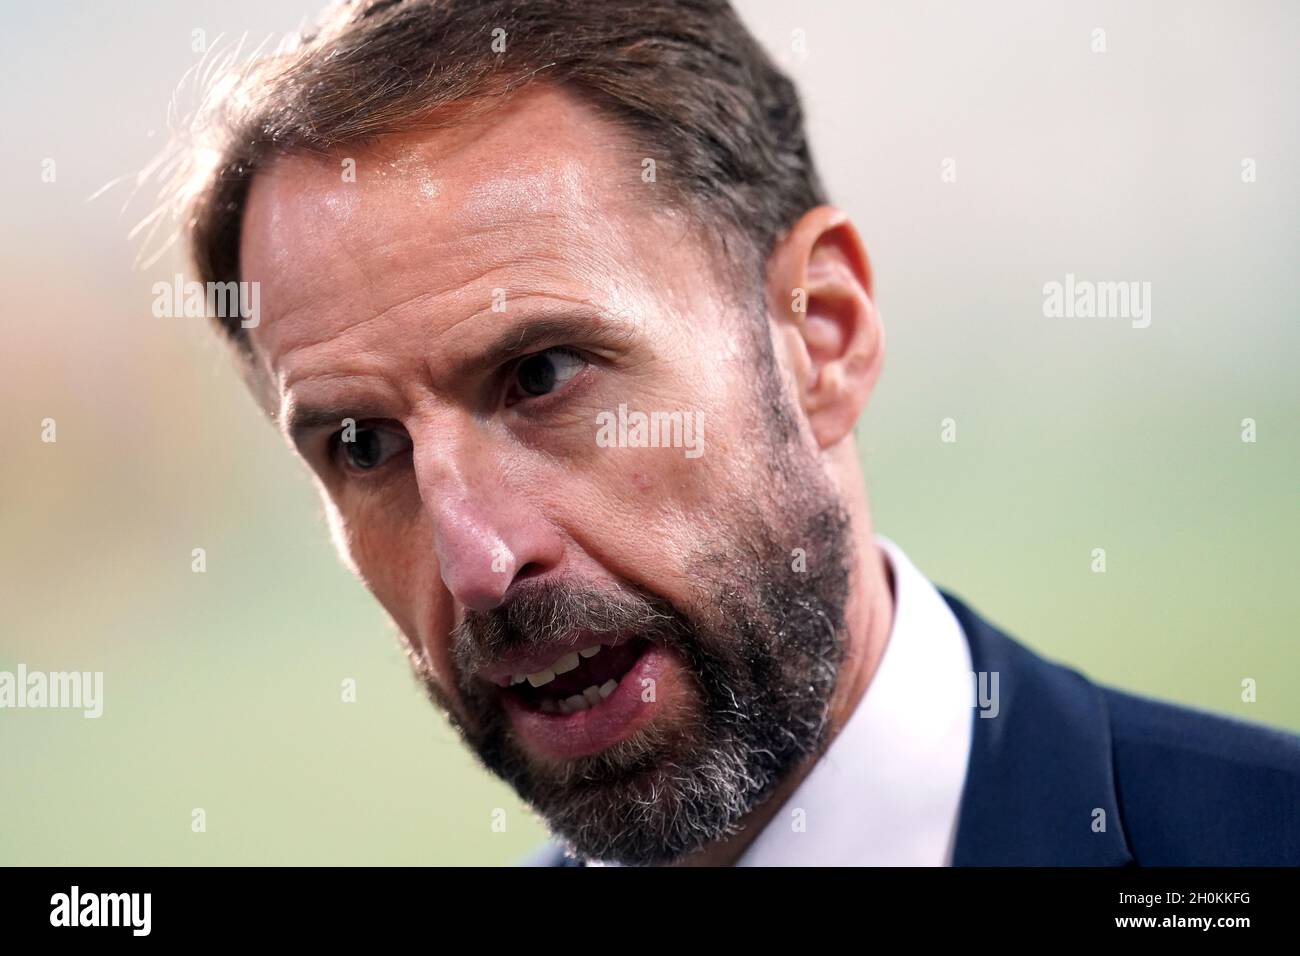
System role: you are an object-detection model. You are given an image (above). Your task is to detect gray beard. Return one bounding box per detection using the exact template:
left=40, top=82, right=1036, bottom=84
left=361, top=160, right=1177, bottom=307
left=412, top=494, right=854, bottom=865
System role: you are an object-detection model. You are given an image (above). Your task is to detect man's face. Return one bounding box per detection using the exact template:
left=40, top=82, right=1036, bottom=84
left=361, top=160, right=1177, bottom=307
left=241, top=87, right=853, bottom=863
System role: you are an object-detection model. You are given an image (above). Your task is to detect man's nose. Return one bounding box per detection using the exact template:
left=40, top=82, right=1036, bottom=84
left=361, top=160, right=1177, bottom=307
left=413, top=431, right=563, bottom=612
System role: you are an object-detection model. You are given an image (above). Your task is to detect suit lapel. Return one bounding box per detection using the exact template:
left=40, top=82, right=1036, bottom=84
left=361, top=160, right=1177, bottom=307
left=943, top=593, right=1133, bottom=865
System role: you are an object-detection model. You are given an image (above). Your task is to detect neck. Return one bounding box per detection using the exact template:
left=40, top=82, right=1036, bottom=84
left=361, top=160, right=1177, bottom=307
left=675, top=452, right=894, bottom=866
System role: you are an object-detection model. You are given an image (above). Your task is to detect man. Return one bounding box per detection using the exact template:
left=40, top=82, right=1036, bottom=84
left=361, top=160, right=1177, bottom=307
left=172, top=0, right=1300, bottom=865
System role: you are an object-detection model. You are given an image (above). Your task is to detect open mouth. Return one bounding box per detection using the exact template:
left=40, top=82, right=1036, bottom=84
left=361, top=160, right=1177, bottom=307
left=502, top=637, right=650, bottom=714
left=490, top=635, right=675, bottom=760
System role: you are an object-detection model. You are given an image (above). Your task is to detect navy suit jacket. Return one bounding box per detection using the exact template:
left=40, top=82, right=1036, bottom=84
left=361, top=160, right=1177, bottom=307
left=526, top=593, right=1300, bottom=866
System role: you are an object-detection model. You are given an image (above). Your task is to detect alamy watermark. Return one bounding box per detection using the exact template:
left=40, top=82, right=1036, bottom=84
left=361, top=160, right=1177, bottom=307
left=1042, top=273, right=1151, bottom=329
left=0, top=664, right=103, bottom=718
left=50, top=886, right=150, bottom=936
left=972, top=669, right=999, bottom=718
left=151, top=273, right=260, bottom=328
left=595, top=403, right=704, bottom=459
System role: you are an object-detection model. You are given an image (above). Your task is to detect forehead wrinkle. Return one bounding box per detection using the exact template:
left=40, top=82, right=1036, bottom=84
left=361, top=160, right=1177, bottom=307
left=279, top=353, right=407, bottom=397
left=259, top=185, right=620, bottom=359
left=260, top=219, right=573, bottom=356
left=244, top=89, right=701, bottom=399
left=267, top=284, right=445, bottom=367
left=278, top=283, right=637, bottom=422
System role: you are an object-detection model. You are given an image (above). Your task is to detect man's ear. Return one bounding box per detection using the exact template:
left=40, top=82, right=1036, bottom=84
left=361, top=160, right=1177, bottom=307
left=766, top=206, right=883, bottom=450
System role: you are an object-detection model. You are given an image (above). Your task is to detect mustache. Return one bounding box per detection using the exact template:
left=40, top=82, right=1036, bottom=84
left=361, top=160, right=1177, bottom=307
left=450, top=579, right=686, bottom=679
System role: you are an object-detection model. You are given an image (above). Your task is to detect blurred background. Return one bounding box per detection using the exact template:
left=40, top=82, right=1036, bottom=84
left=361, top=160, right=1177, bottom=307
left=1, top=0, right=1296, bottom=865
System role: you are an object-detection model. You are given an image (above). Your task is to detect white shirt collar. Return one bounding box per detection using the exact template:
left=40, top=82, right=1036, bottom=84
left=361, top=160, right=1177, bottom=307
left=734, top=535, right=974, bottom=866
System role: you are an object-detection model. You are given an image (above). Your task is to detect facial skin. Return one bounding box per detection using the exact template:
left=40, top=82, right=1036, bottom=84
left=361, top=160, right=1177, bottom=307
left=240, top=85, right=893, bottom=865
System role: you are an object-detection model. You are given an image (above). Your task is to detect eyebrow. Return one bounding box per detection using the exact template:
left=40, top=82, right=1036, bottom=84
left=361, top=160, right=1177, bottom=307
left=283, top=404, right=372, bottom=447
left=462, top=311, right=637, bottom=376
left=282, top=308, right=639, bottom=447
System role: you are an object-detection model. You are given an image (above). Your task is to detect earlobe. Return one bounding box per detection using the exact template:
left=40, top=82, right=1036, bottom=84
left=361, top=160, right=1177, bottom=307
left=767, top=207, right=884, bottom=450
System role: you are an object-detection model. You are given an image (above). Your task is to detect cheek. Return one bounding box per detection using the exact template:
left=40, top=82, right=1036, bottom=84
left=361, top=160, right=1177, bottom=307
left=324, top=489, right=409, bottom=583
left=563, top=443, right=744, bottom=603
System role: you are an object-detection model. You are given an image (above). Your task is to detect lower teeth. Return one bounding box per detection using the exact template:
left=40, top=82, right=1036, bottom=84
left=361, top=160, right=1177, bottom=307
left=540, top=679, right=620, bottom=714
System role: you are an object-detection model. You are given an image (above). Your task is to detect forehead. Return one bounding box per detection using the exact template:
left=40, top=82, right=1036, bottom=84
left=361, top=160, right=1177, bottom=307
left=240, top=86, right=686, bottom=377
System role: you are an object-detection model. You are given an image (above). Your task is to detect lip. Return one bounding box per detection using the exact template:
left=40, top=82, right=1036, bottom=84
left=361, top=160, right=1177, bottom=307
left=478, top=631, right=633, bottom=687
left=499, top=643, right=673, bottom=760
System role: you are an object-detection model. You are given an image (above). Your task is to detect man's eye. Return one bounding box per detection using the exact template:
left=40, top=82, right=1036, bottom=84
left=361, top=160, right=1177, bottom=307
left=334, top=426, right=411, bottom=473
left=509, top=348, right=586, bottom=403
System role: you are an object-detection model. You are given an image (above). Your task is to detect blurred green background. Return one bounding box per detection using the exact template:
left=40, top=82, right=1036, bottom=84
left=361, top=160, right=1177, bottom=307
left=2, top=0, right=1296, bottom=865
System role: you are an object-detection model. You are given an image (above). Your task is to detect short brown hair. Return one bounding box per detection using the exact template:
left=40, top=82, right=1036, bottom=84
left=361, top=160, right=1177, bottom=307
left=179, top=0, right=827, bottom=352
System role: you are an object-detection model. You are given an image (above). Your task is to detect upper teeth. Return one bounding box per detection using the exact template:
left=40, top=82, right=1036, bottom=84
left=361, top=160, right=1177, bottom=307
left=515, top=644, right=603, bottom=688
